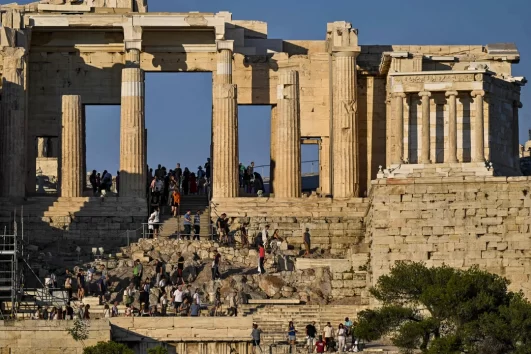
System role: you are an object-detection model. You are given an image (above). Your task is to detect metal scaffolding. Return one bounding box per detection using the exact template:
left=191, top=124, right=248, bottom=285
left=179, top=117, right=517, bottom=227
left=0, top=208, right=24, bottom=319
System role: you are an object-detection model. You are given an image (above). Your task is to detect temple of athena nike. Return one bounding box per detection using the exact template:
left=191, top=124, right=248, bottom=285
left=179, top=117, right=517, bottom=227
left=0, top=0, right=528, bottom=353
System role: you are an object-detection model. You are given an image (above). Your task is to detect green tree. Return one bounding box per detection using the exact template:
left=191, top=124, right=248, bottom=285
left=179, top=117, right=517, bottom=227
left=67, top=317, right=89, bottom=347
left=83, top=341, right=134, bottom=354
left=353, top=262, right=531, bottom=354
left=147, top=345, right=169, bottom=354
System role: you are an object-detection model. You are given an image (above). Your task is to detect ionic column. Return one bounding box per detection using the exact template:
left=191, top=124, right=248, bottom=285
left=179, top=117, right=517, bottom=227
left=445, top=91, right=458, bottom=163
left=513, top=101, right=523, bottom=170
left=391, top=93, right=406, bottom=164
left=212, top=83, right=238, bottom=198
left=216, top=40, right=233, bottom=84
left=332, top=51, right=359, bottom=198
left=119, top=49, right=146, bottom=198
left=275, top=70, right=301, bottom=198
left=1, top=48, right=26, bottom=198
left=471, top=90, right=485, bottom=162
left=419, top=91, right=431, bottom=164
left=61, top=95, right=84, bottom=197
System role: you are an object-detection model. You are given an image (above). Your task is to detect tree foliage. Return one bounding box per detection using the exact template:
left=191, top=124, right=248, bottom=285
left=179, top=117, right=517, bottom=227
left=147, top=345, right=169, bottom=354
left=353, top=262, right=531, bottom=354
left=67, top=317, right=89, bottom=346
left=83, top=341, right=134, bottom=354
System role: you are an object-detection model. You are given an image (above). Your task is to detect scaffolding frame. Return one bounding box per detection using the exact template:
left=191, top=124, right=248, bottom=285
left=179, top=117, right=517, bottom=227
left=0, top=208, right=24, bottom=319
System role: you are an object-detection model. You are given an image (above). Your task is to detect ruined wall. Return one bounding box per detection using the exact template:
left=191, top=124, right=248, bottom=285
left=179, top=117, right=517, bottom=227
left=366, top=176, right=531, bottom=299
left=0, top=319, right=110, bottom=354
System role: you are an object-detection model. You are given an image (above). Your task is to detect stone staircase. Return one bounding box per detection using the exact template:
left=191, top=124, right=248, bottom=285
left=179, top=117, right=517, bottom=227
left=157, top=195, right=211, bottom=238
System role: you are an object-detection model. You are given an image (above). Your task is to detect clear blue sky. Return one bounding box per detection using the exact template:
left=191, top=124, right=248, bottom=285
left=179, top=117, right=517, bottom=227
left=6, top=0, right=531, bottom=176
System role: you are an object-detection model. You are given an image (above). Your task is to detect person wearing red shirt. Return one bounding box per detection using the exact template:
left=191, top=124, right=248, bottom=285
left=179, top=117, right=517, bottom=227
left=258, top=243, right=266, bottom=274
left=315, top=336, right=326, bottom=353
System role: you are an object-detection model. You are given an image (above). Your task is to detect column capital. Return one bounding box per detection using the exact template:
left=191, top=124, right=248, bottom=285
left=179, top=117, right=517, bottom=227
left=471, top=90, right=485, bottom=97
left=514, top=101, right=523, bottom=109
left=122, top=22, right=142, bottom=52
left=392, top=92, right=406, bottom=98
left=216, top=40, right=234, bottom=52
left=419, top=91, right=431, bottom=98
left=445, top=90, right=458, bottom=97
left=332, top=50, right=359, bottom=58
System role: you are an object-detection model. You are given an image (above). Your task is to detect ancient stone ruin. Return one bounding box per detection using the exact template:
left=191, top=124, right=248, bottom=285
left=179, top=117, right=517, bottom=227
left=0, top=0, right=527, bottom=353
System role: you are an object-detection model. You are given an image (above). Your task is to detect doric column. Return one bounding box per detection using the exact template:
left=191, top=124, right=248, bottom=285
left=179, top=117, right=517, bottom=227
left=332, top=51, right=359, bottom=198
left=269, top=105, right=278, bottom=195
left=212, top=83, right=238, bottom=198
left=61, top=95, right=83, bottom=197
left=216, top=40, right=233, bottom=84
left=419, top=91, right=431, bottom=164
left=471, top=90, right=485, bottom=163
left=513, top=101, right=523, bottom=170
left=445, top=91, right=458, bottom=163
left=1, top=47, right=26, bottom=198
left=275, top=70, right=301, bottom=198
left=391, top=93, right=406, bottom=164
left=119, top=48, right=146, bottom=198
left=37, top=137, right=46, bottom=158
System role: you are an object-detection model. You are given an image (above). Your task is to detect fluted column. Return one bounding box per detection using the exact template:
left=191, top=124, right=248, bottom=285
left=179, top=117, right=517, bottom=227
left=212, top=83, right=238, bottom=198
left=275, top=70, right=301, bottom=198
left=471, top=90, right=485, bottom=162
left=1, top=48, right=26, bottom=198
left=391, top=92, right=406, bottom=164
left=332, top=51, right=359, bottom=198
left=513, top=101, right=522, bottom=170
left=445, top=91, right=458, bottom=163
left=216, top=40, right=233, bottom=84
left=119, top=54, right=146, bottom=198
left=419, top=91, right=431, bottom=164
left=269, top=105, right=278, bottom=195
left=61, top=95, right=83, bottom=197
left=37, top=137, right=46, bottom=157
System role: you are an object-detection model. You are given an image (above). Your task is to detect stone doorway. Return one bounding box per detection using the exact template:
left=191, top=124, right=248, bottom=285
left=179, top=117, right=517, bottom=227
left=301, top=141, right=320, bottom=194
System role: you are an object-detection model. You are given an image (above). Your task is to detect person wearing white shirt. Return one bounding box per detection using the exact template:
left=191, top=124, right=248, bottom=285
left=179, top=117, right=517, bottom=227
left=148, top=206, right=160, bottom=238
left=173, top=285, right=184, bottom=315
left=261, top=225, right=270, bottom=244
left=193, top=288, right=201, bottom=306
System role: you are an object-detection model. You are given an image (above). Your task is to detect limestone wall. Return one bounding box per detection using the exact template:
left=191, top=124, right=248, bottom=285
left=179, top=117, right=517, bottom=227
left=0, top=319, right=110, bottom=354
left=367, top=176, right=531, bottom=298
left=212, top=197, right=368, bottom=255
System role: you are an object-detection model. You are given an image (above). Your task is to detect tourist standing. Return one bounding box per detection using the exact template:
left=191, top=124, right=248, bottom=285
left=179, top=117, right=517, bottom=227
left=64, top=270, right=73, bottom=300
left=323, top=322, right=334, bottom=348
left=177, top=252, right=185, bottom=284
left=303, top=228, right=311, bottom=257
left=217, top=213, right=229, bottom=244
left=171, top=189, right=180, bottom=218
left=193, top=288, right=201, bottom=306
left=193, top=211, right=201, bottom=240
left=314, top=336, right=326, bottom=353
left=337, top=323, right=346, bottom=352
left=227, top=291, right=238, bottom=316
left=211, top=250, right=221, bottom=280
left=306, top=321, right=317, bottom=353
left=287, top=321, right=297, bottom=345
left=90, top=170, right=97, bottom=196
left=175, top=163, right=183, bottom=191
left=251, top=323, right=262, bottom=354
left=240, top=222, right=249, bottom=248
left=258, top=243, right=266, bottom=274
left=155, top=258, right=164, bottom=285
left=189, top=173, right=198, bottom=194
left=204, top=158, right=211, bottom=184
left=190, top=299, right=200, bottom=316
left=148, top=206, right=160, bottom=238
left=111, top=301, right=119, bottom=317
left=173, top=285, right=184, bottom=316
left=261, top=225, right=270, bottom=246
left=182, top=167, right=190, bottom=195
left=183, top=211, right=192, bottom=240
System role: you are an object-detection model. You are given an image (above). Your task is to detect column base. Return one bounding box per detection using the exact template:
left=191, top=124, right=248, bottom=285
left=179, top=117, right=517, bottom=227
left=379, top=162, right=493, bottom=179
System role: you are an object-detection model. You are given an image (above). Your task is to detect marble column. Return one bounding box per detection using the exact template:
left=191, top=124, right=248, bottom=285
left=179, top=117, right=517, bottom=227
left=513, top=101, right=522, bottom=170
left=212, top=83, right=238, bottom=198
left=419, top=91, right=431, bottom=164
left=269, top=105, right=278, bottom=195
left=445, top=91, right=458, bottom=163
left=391, top=92, right=406, bottom=164
left=1, top=48, right=26, bottom=198
left=216, top=40, right=233, bottom=84
left=471, top=90, right=485, bottom=163
left=332, top=51, right=359, bottom=198
left=119, top=50, right=146, bottom=198
left=37, top=137, right=46, bottom=158
left=61, top=95, right=83, bottom=197
left=275, top=70, right=301, bottom=198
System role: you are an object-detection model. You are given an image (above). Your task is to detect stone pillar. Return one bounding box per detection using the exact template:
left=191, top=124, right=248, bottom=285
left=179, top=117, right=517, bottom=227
left=391, top=93, right=406, bottom=164
left=445, top=91, right=458, bottom=163
left=1, top=48, right=26, bottom=198
left=269, top=105, right=278, bottom=195
left=332, top=51, right=359, bottom=198
left=275, top=70, right=301, bottom=198
left=471, top=90, right=485, bottom=163
left=513, top=101, right=523, bottom=170
left=212, top=83, right=238, bottom=198
left=119, top=48, right=146, bottom=198
left=37, top=137, right=46, bottom=157
left=61, top=95, right=83, bottom=198
left=419, top=91, right=431, bottom=164
left=216, top=40, right=233, bottom=84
